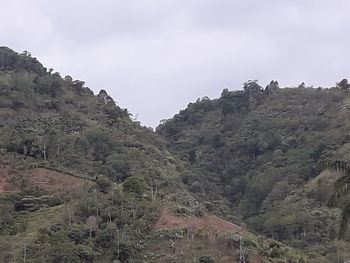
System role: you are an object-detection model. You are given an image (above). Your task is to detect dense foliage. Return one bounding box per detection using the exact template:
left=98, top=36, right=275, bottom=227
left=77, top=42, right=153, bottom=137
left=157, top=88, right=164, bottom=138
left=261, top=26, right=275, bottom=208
left=0, top=47, right=190, bottom=262
left=1, top=47, right=350, bottom=262
left=157, top=80, right=350, bottom=256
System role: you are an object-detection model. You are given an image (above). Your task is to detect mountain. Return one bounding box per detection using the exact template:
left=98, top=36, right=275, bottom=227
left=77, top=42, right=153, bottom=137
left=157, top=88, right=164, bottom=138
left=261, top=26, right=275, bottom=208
left=157, top=80, right=350, bottom=261
left=0, top=47, right=310, bottom=262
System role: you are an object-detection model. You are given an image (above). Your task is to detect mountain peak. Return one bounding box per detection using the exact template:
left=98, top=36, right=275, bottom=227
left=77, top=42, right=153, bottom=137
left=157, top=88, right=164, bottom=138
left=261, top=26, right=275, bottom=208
left=0, top=46, right=46, bottom=75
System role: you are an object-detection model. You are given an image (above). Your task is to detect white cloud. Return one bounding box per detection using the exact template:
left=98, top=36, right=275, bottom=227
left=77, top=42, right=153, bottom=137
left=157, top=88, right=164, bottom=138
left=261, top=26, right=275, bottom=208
left=1, top=0, right=350, bottom=126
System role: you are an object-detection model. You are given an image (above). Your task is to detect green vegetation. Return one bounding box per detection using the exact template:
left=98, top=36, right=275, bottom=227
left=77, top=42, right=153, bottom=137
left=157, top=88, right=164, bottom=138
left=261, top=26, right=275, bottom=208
left=0, top=47, right=188, bottom=262
left=322, top=160, right=350, bottom=240
left=157, top=80, right=350, bottom=259
left=1, top=46, right=350, bottom=262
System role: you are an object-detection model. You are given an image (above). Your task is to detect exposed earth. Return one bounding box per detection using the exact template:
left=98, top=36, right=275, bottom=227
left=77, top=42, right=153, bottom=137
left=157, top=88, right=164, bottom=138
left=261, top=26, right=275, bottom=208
left=0, top=166, right=90, bottom=193
left=149, top=208, right=265, bottom=263
left=154, top=207, right=243, bottom=234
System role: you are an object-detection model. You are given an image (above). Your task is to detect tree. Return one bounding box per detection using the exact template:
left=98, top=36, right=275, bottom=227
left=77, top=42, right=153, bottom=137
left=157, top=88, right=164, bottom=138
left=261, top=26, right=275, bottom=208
left=85, top=216, right=98, bottom=239
left=98, top=89, right=114, bottom=105
left=265, top=80, right=279, bottom=94
left=85, top=128, right=115, bottom=163
left=336, top=79, right=350, bottom=90
left=243, top=80, right=263, bottom=100
left=188, top=149, right=196, bottom=164
left=322, top=160, right=350, bottom=239
left=123, top=176, right=146, bottom=195
left=96, top=177, right=112, bottom=193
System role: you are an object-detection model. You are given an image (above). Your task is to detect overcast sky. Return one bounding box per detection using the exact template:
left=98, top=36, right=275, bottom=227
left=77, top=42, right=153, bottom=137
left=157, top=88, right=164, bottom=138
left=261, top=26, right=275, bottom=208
left=1, top=0, right=350, bottom=127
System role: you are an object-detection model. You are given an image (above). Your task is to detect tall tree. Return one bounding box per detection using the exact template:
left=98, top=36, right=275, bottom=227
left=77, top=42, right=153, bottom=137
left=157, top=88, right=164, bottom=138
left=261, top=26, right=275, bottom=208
left=322, top=160, right=350, bottom=239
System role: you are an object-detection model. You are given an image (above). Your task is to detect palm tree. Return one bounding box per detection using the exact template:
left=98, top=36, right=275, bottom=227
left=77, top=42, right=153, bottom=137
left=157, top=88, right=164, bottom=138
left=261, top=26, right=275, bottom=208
left=321, top=160, right=350, bottom=239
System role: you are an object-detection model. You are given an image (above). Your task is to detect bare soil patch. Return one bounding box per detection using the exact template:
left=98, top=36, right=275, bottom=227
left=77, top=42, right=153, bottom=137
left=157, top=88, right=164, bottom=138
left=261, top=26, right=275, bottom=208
left=154, top=207, right=243, bottom=234
left=0, top=166, right=90, bottom=193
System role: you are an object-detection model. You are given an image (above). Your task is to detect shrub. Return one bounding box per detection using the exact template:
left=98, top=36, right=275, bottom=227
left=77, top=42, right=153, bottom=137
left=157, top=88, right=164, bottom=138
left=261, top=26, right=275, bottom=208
left=123, top=176, right=146, bottom=195
left=199, top=255, right=214, bottom=263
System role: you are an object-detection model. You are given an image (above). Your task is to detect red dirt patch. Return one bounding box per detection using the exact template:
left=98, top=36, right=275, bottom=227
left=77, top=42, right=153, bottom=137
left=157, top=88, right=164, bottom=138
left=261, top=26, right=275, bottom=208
left=0, top=166, right=91, bottom=193
left=148, top=208, right=245, bottom=262
left=154, top=207, right=243, bottom=234
left=250, top=256, right=263, bottom=263
left=0, top=109, right=17, bottom=123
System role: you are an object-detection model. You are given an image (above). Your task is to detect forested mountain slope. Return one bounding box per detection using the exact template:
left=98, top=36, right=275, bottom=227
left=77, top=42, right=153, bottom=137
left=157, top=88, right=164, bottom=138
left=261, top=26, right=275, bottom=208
left=0, top=47, right=311, bottom=262
left=0, top=46, right=185, bottom=262
left=157, top=80, right=350, bottom=260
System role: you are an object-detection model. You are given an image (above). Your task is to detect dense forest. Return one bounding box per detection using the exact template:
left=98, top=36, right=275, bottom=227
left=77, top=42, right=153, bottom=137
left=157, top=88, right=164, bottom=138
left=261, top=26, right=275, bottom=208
left=157, top=79, right=350, bottom=260
left=0, top=47, right=349, bottom=262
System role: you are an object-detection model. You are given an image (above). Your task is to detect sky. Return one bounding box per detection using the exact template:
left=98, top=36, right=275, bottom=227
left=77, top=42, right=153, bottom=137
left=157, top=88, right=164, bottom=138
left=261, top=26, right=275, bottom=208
left=1, top=0, right=350, bottom=127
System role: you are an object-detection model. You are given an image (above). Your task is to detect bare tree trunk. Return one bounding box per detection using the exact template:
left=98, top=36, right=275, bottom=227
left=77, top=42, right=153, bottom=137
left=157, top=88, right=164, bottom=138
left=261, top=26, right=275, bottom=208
left=121, top=190, right=124, bottom=215
left=238, top=235, right=246, bottom=263
left=23, top=244, right=26, bottom=263
left=94, top=188, right=99, bottom=219
left=151, top=183, right=158, bottom=204
left=108, top=208, right=112, bottom=223
left=68, top=207, right=72, bottom=226
left=132, top=199, right=136, bottom=220
left=41, top=141, right=47, bottom=161
left=117, top=229, right=120, bottom=259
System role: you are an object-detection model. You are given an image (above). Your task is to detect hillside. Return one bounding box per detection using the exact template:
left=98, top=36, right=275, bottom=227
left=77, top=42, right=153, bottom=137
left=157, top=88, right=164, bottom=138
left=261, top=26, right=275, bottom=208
left=0, top=47, right=313, bottom=262
left=157, top=80, right=350, bottom=260
left=0, top=46, right=188, bottom=262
